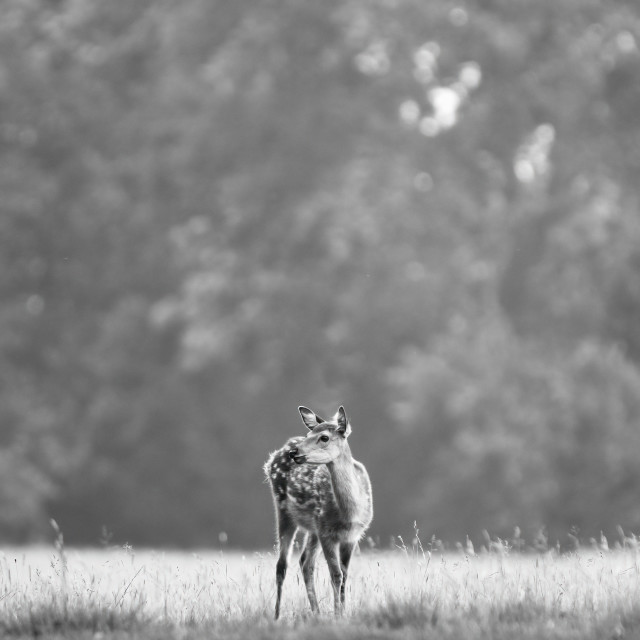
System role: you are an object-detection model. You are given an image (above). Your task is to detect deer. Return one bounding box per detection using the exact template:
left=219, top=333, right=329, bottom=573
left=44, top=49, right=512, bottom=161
left=264, top=405, right=373, bottom=619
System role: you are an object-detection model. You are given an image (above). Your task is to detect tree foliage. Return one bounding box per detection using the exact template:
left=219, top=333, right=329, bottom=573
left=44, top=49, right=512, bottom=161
left=1, top=0, right=640, bottom=546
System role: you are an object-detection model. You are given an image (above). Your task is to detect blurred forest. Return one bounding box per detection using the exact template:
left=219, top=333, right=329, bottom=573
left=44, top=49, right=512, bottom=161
left=2, top=0, right=640, bottom=548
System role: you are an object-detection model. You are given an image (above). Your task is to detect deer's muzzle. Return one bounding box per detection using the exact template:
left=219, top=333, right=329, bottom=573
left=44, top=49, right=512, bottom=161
left=288, top=447, right=306, bottom=464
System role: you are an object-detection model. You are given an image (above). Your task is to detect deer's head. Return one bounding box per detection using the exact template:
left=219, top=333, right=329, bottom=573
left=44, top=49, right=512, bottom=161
left=289, top=406, right=352, bottom=465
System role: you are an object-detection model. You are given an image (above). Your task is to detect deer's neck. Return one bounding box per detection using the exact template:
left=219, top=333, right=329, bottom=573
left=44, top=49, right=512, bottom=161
left=326, top=446, right=361, bottom=521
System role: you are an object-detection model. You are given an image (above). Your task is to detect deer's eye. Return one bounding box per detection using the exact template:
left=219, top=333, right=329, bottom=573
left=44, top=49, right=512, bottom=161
left=319, top=434, right=329, bottom=443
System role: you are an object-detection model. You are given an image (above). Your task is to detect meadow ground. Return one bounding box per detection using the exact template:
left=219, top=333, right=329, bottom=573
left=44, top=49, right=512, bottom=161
left=2, top=537, right=640, bottom=639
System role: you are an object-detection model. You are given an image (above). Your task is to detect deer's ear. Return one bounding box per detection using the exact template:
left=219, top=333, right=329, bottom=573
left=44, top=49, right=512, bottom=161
left=299, top=406, right=324, bottom=430
left=335, top=406, right=352, bottom=438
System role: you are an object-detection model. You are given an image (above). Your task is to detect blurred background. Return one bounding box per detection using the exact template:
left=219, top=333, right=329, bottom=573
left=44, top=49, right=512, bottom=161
left=2, top=0, right=640, bottom=549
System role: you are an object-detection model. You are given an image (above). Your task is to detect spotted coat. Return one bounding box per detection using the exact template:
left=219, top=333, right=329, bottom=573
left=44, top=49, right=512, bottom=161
left=264, top=436, right=372, bottom=543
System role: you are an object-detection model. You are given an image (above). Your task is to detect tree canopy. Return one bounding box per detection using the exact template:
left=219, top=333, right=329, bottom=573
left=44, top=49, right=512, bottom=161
left=2, top=0, right=640, bottom=547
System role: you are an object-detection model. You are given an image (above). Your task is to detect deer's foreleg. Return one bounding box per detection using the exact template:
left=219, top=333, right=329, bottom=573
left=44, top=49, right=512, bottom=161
left=299, top=533, right=320, bottom=614
left=339, top=542, right=356, bottom=607
left=320, top=538, right=343, bottom=616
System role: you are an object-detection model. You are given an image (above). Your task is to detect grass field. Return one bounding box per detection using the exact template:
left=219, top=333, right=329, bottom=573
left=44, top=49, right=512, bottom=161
left=2, top=536, right=640, bottom=639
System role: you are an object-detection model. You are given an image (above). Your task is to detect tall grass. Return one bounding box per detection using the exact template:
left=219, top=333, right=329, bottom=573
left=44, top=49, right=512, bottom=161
left=1, top=532, right=640, bottom=638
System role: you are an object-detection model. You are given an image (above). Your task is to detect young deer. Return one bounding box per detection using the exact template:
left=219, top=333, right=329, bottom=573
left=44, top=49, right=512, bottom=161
left=264, top=406, right=373, bottom=619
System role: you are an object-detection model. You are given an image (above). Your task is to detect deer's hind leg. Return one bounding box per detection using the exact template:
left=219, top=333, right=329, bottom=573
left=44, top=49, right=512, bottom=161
left=274, top=510, right=296, bottom=620
left=299, top=533, right=320, bottom=614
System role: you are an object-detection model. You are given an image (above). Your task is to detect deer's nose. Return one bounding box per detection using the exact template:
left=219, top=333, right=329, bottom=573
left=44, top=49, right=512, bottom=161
left=289, top=447, right=306, bottom=464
